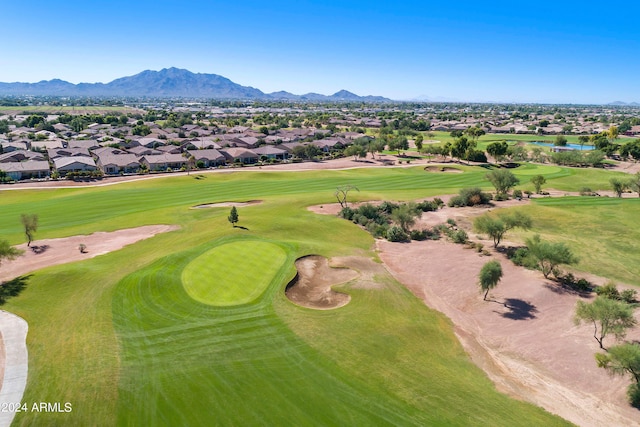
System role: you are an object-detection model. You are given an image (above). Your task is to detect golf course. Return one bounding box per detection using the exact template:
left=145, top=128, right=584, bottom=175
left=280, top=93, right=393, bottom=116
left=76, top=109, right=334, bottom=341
left=1, top=163, right=638, bottom=426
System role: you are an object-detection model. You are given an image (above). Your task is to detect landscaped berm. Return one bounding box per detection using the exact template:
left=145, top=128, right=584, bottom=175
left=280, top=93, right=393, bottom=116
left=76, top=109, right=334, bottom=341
left=1, top=164, right=637, bottom=426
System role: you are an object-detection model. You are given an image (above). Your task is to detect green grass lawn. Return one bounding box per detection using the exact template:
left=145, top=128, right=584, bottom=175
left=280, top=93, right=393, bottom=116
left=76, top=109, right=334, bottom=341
left=505, top=196, right=640, bottom=286
left=1, top=165, right=614, bottom=426
left=182, top=240, right=287, bottom=306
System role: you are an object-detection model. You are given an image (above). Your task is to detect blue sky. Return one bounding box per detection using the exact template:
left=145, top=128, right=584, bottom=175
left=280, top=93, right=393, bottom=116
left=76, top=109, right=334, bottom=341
left=1, top=1, right=639, bottom=103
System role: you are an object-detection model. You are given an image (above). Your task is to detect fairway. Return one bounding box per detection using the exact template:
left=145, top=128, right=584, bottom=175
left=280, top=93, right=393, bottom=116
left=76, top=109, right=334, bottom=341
left=0, top=165, right=600, bottom=426
left=182, top=240, right=287, bottom=306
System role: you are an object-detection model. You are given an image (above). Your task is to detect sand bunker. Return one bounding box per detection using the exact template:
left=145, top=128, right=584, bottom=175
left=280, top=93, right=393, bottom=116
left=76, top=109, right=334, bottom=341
left=0, top=225, right=179, bottom=282
left=286, top=256, right=357, bottom=309
left=192, top=200, right=262, bottom=209
left=424, top=165, right=463, bottom=173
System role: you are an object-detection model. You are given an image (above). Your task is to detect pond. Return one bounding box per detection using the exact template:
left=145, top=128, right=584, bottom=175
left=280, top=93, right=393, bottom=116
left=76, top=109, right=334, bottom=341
left=529, top=141, right=595, bottom=151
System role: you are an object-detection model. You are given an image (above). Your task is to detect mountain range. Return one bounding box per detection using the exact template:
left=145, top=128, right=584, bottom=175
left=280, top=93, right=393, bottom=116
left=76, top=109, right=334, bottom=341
left=0, top=68, right=391, bottom=102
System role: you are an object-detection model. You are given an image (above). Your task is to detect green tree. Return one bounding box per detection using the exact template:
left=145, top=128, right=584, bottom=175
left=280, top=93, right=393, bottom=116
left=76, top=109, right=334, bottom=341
left=628, top=172, right=640, bottom=197
left=344, top=144, right=366, bottom=161
left=478, top=260, right=503, bottom=300
left=485, top=169, right=520, bottom=196
left=465, top=126, right=485, bottom=143
left=450, top=136, right=470, bottom=163
left=20, top=213, right=38, bottom=247
left=0, top=240, right=23, bottom=266
left=474, top=211, right=532, bottom=248
left=227, top=206, right=239, bottom=227
left=610, top=178, right=627, bottom=198
left=578, top=135, right=589, bottom=150
left=596, top=343, right=640, bottom=407
left=525, top=234, right=578, bottom=279
left=575, top=297, right=636, bottom=350
left=414, top=134, right=424, bottom=152
left=554, top=135, right=567, bottom=146
left=530, top=175, right=546, bottom=194
left=390, top=204, right=420, bottom=232
left=486, top=141, right=508, bottom=162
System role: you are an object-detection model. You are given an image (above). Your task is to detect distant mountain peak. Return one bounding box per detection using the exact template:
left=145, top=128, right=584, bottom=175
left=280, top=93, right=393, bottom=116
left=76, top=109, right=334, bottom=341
left=0, top=68, right=392, bottom=101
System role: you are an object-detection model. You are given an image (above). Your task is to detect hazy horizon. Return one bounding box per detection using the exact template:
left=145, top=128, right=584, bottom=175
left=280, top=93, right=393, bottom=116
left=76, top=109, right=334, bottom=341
left=2, top=1, right=639, bottom=104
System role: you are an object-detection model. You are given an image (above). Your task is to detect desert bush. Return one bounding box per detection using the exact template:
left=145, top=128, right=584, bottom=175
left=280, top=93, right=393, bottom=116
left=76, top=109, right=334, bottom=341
left=378, top=201, right=399, bottom=214
left=628, top=384, right=640, bottom=409
left=508, top=247, right=538, bottom=269
left=513, top=189, right=523, bottom=199
left=450, top=229, right=468, bottom=244
left=387, top=226, right=409, bottom=242
left=410, top=229, right=427, bottom=241
left=621, top=289, right=638, bottom=304
left=339, top=207, right=355, bottom=220
left=596, top=281, right=621, bottom=300
left=415, top=200, right=440, bottom=212
left=493, top=193, right=510, bottom=201
left=448, top=187, right=492, bottom=207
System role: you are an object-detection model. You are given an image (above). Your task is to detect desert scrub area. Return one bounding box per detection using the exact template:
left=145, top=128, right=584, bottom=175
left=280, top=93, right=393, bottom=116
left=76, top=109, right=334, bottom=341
left=0, top=163, right=637, bottom=425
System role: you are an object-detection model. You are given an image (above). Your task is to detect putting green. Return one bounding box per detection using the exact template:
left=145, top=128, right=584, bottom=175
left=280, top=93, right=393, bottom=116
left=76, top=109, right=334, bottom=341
left=182, top=240, right=287, bottom=306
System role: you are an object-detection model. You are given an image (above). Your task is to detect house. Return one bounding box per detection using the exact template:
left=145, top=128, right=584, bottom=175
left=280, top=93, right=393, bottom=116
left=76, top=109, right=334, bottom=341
left=127, top=146, right=164, bottom=156
left=182, top=138, right=222, bottom=150
left=96, top=153, right=141, bottom=174
left=0, top=150, right=46, bottom=163
left=0, top=160, right=50, bottom=180
left=1, top=141, right=28, bottom=152
left=221, top=147, right=259, bottom=164
left=136, top=137, right=166, bottom=148
left=186, top=149, right=226, bottom=167
left=252, top=146, right=288, bottom=160
left=47, top=147, right=91, bottom=160
left=156, top=145, right=182, bottom=154
left=68, top=140, right=101, bottom=150
left=53, top=156, right=97, bottom=175
left=275, top=142, right=304, bottom=153
left=30, top=139, right=66, bottom=150
left=140, top=153, right=186, bottom=171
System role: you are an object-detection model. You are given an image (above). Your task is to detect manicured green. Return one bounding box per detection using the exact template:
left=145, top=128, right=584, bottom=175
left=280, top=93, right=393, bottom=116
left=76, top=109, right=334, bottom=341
left=182, top=240, right=287, bottom=306
left=0, top=165, right=591, bottom=426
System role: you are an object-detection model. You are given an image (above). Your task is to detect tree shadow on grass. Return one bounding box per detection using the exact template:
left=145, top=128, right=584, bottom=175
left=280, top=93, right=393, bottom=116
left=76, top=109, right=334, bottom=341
left=500, top=298, right=538, bottom=320
left=0, top=275, right=31, bottom=305
left=235, top=226, right=249, bottom=230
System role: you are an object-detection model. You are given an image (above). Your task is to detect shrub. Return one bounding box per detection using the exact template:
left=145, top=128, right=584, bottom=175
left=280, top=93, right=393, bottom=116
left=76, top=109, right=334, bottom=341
left=410, top=230, right=427, bottom=241
left=579, top=187, right=596, bottom=196
left=433, top=197, right=444, bottom=207
left=378, top=201, right=399, bottom=214
left=387, top=226, right=409, bottom=242
left=367, top=222, right=388, bottom=239
left=621, top=289, right=638, bottom=304
left=493, top=193, right=509, bottom=201
left=339, top=207, right=355, bottom=220
left=466, top=149, right=487, bottom=163
left=509, top=247, right=538, bottom=269
left=628, top=383, right=640, bottom=409
left=513, top=189, right=523, bottom=200
left=596, top=281, right=621, bottom=300
left=446, top=218, right=457, bottom=227
left=415, top=200, right=440, bottom=212
left=448, top=187, right=492, bottom=207
left=451, top=229, right=468, bottom=244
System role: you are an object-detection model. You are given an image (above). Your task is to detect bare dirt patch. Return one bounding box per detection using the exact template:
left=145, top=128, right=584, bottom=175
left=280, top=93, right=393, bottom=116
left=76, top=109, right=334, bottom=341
left=285, top=256, right=357, bottom=309
left=377, top=239, right=640, bottom=427
left=191, top=200, right=262, bottom=209
left=0, top=225, right=179, bottom=282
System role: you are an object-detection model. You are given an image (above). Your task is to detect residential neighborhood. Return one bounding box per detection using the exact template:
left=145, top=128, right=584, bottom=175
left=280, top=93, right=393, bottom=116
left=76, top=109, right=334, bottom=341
left=2, top=100, right=640, bottom=181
